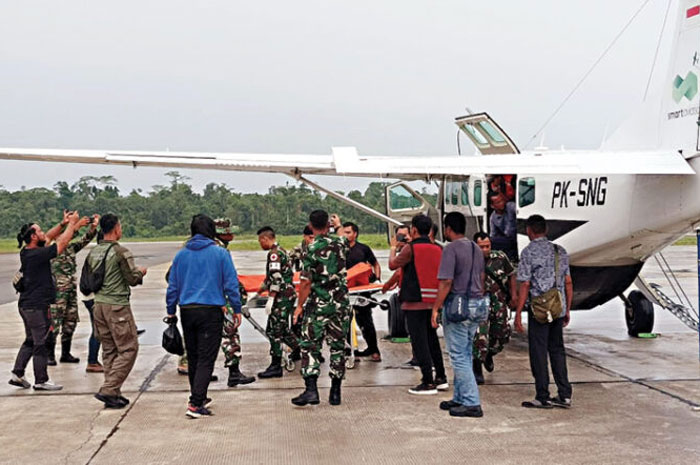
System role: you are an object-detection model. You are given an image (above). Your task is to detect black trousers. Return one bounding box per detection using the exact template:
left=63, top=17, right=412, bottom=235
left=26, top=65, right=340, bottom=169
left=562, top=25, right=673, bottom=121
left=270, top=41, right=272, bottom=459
left=405, top=309, right=446, bottom=384
left=354, top=304, right=380, bottom=354
left=13, top=306, right=50, bottom=384
left=528, top=310, right=572, bottom=402
left=181, top=307, right=223, bottom=407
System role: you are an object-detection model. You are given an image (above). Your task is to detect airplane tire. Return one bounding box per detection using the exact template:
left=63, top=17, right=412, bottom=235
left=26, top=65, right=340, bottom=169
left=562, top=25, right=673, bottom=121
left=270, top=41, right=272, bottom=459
left=387, top=293, right=409, bottom=338
left=625, top=290, right=654, bottom=337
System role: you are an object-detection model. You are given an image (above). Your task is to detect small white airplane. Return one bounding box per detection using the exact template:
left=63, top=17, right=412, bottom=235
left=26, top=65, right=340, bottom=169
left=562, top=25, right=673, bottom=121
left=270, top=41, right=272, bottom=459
left=2, top=0, right=700, bottom=336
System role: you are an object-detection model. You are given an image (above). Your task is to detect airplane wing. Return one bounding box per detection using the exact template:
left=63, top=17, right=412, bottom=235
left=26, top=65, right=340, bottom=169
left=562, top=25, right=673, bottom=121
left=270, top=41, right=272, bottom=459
left=0, top=146, right=694, bottom=178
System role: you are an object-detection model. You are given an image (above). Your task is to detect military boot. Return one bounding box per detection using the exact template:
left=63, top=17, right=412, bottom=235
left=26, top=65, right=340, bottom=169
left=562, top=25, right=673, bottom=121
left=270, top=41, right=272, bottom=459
left=227, top=365, right=256, bottom=387
left=329, top=378, right=342, bottom=406
left=258, top=356, right=283, bottom=379
left=46, top=332, right=57, bottom=366
left=60, top=338, right=80, bottom=363
left=473, top=360, right=485, bottom=385
left=292, top=376, right=320, bottom=406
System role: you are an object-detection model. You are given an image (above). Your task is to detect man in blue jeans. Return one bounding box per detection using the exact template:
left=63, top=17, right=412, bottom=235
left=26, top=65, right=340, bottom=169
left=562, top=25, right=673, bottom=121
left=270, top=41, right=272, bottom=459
left=431, top=212, right=487, bottom=418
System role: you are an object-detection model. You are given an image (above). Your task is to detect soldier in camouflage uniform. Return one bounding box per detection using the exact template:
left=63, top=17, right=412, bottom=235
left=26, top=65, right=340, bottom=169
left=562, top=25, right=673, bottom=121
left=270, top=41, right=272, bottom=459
left=288, top=225, right=315, bottom=342
left=472, top=232, right=516, bottom=384
left=214, top=218, right=256, bottom=387
left=47, top=214, right=98, bottom=365
left=289, top=225, right=314, bottom=272
left=291, top=210, right=350, bottom=407
left=256, top=226, right=300, bottom=378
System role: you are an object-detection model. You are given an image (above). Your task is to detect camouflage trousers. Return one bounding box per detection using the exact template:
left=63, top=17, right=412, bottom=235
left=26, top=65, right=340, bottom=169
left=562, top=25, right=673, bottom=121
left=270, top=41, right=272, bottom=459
left=473, top=297, right=512, bottom=363
left=49, top=286, right=80, bottom=343
left=300, top=305, right=351, bottom=380
left=221, top=305, right=242, bottom=367
left=266, top=296, right=299, bottom=358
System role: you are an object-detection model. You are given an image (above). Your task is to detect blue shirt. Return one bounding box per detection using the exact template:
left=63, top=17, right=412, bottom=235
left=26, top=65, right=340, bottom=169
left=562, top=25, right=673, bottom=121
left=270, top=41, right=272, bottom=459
left=517, top=237, right=570, bottom=317
left=166, top=234, right=242, bottom=315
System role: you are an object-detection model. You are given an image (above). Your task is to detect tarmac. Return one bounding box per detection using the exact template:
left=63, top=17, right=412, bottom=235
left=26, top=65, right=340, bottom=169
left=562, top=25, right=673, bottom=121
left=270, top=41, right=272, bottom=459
left=1, top=243, right=699, bottom=464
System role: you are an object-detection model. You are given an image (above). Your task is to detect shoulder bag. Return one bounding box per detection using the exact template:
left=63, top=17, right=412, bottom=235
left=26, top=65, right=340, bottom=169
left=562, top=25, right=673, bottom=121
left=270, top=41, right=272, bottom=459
left=530, top=245, right=563, bottom=324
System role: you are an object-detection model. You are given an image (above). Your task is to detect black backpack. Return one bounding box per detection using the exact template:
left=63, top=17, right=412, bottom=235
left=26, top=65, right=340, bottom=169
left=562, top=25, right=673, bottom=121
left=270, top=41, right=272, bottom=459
left=80, top=243, right=116, bottom=295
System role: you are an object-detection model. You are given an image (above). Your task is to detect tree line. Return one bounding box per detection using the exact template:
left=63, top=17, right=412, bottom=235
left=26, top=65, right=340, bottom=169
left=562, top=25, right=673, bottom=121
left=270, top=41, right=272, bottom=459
left=0, top=172, right=435, bottom=239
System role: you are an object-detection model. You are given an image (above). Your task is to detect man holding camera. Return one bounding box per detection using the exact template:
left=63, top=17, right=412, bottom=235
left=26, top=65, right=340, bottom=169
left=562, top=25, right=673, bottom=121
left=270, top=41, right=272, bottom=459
left=10, top=211, right=82, bottom=391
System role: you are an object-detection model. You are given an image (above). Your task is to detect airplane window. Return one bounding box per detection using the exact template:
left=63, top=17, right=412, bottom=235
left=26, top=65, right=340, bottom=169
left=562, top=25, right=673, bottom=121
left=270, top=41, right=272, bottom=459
left=519, top=177, right=535, bottom=207
left=478, top=121, right=506, bottom=144
left=473, top=180, right=482, bottom=206
left=462, top=124, right=489, bottom=146
left=444, top=182, right=452, bottom=205
left=390, top=185, right=422, bottom=210
left=451, top=182, right=459, bottom=205
left=461, top=181, right=469, bottom=205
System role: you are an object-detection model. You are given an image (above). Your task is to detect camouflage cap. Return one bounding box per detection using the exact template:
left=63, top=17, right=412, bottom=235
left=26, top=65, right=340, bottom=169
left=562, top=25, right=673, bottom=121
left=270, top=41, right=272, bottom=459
left=214, top=218, right=240, bottom=235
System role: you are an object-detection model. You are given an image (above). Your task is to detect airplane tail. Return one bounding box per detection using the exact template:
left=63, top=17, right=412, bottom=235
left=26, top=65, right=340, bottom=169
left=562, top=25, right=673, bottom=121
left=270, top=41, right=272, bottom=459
left=604, top=0, right=700, bottom=155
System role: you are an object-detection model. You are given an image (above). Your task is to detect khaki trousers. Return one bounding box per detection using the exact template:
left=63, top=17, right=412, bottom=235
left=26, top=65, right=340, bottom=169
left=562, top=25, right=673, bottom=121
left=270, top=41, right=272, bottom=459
left=93, top=303, right=139, bottom=397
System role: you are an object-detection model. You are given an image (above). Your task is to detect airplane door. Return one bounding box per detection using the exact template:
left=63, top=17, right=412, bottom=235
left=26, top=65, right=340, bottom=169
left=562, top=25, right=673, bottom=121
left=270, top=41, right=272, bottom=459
left=443, top=175, right=486, bottom=240
left=384, top=182, right=440, bottom=241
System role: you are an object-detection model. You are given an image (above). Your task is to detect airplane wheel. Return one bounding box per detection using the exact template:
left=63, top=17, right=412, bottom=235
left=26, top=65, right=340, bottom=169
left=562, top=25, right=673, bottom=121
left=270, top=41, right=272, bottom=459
left=387, top=293, right=409, bottom=338
left=625, top=290, right=654, bottom=337
left=285, top=360, right=296, bottom=372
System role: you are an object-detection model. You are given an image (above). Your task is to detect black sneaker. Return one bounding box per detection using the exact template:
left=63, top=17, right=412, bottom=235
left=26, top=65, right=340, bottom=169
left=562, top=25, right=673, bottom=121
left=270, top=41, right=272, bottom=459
left=439, top=400, right=461, bottom=411
left=117, top=395, right=130, bottom=406
left=549, top=396, right=572, bottom=409
left=521, top=399, right=554, bottom=409
left=204, top=397, right=214, bottom=409
left=8, top=374, right=30, bottom=389
left=186, top=405, right=213, bottom=419
left=449, top=405, right=483, bottom=417
left=434, top=377, right=449, bottom=391
left=408, top=383, right=437, bottom=395
left=94, top=393, right=126, bottom=409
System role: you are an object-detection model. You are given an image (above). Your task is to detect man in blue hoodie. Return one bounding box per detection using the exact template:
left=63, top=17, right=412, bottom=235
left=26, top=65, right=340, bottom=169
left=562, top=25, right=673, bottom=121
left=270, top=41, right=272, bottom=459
left=166, top=214, right=242, bottom=419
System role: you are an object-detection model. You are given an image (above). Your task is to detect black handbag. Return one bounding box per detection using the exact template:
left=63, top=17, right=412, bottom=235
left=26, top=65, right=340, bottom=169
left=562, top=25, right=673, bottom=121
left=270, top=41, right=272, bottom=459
left=162, top=315, right=184, bottom=355
left=79, top=243, right=116, bottom=295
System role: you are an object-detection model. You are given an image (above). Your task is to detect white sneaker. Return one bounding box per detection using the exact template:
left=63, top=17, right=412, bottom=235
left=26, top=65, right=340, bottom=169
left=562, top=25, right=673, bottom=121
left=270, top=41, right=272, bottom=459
left=8, top=374, right=30, bottom=389
left=33, top=381, right=63, bottom=391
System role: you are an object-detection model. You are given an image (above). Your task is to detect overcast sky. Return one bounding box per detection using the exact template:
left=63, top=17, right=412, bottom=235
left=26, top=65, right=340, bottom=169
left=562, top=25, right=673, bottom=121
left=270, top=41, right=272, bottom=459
left=0, top=0, right=672, bottom=194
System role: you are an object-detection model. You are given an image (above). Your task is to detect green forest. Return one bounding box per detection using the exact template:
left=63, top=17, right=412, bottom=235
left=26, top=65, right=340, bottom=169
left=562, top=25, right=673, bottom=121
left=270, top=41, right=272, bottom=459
left=0, top=172, right=435, bottom=239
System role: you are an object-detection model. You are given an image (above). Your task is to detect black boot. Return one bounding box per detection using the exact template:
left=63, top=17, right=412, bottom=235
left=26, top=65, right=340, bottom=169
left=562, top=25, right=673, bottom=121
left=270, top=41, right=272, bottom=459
left=227, top=365, right=256, bottom=387
left=484, top=353, right=495, bottom=373
left=473, top=359, right=485, bottom=385
left=258, top=356, right=283, bottom=379
left=329, top=378, right=342, bottom=406
left=60, top=337, right=80, bottom=363
left=292, top=376, right=320, bottom=406
left=46, top=332, right=57, bottom=366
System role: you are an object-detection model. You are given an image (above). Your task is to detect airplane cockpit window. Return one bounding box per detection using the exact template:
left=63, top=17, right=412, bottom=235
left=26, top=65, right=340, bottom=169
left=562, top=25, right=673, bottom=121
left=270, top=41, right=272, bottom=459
left=473, top=180, right=483, bottom=206
left=461, top=181, right=469, bottom=206
left=390, top=184, right=422, bottom=210
left=462, top=124, right=489, bottom=148
left=478, top=121, right=507, bottom=144
left=519, top=177, right=535, bottom=207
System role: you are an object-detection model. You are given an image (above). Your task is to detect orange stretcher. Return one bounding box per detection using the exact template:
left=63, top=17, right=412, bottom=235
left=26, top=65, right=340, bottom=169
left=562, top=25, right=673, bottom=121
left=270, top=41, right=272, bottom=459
left=238, top=262, right=383, bottom=295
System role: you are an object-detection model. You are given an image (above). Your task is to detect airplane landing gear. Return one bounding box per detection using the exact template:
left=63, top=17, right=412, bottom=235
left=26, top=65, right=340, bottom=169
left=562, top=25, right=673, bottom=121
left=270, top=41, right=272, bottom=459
left=623, top=291, right=654, bottom=337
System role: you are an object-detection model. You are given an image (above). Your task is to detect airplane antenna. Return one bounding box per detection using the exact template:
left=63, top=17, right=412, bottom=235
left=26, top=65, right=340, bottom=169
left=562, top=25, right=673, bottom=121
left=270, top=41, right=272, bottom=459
left=525, top=0, right=653, bottom=149
left=643, top=0, right=672, bottom=101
